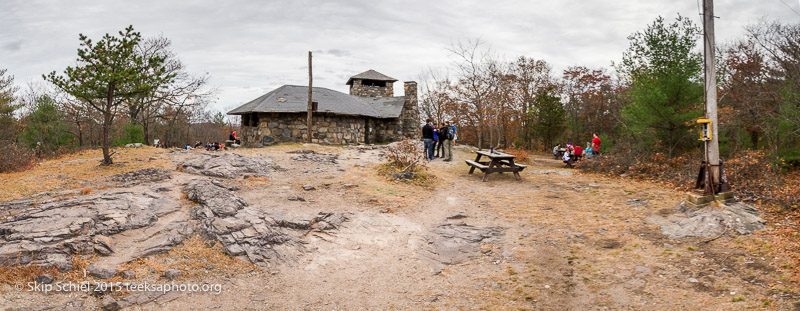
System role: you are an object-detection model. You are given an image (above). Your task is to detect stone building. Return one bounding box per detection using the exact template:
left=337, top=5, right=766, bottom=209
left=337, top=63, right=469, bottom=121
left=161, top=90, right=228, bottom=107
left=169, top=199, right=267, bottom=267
left=228, top=70, right=420, bottom=146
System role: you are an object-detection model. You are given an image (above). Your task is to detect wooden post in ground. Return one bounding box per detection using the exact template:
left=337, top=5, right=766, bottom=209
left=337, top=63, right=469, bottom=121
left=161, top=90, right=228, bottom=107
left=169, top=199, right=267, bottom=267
left=703, top=0, right=720, bottom=182
left=307, top=51, right=313, bottom=143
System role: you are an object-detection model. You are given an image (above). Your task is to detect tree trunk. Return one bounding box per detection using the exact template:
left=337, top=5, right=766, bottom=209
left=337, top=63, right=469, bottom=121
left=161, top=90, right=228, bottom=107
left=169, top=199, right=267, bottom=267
left=749, top=130, right=759, bottom=150
left=76, top=120, right=84, bottom=147
left=101, top=110, right=112, bottom=165
left=143, top=117, right=151, bottom=145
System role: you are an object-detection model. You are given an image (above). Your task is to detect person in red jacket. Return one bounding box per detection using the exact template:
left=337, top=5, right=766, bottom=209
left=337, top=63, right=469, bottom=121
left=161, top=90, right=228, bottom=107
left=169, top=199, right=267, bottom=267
left=574, top=144, right=583, bottom=161
left=592, top=133, right=601, bottom=156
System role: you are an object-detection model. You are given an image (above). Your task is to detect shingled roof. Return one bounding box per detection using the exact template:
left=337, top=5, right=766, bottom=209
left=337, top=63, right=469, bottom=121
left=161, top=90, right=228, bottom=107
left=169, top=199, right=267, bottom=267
left=227, top=85, right=405, bottom=119
left=345, top=69, right=398, bottom=85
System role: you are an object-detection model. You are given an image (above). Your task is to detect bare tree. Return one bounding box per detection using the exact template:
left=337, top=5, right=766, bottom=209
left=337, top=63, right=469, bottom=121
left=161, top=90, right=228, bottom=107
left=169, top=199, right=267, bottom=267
left=418, top=67, right=453, bottom=125
left=448, top=39, right=497, bottom=149
left=130, top=35, right=214, bottom=145
left=508, top=57, right=553, bottom=149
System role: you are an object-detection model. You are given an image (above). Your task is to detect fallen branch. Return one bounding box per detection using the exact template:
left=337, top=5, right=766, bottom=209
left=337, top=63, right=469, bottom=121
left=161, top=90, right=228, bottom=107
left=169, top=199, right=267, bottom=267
left=701, top=227, right=729, bottom=244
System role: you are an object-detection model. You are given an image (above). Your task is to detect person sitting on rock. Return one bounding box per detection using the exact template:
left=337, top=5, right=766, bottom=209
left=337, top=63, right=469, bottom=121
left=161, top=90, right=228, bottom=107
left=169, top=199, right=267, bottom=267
left=562, top=147, right=573, bottom=168
left=229, top=131, right=241, bottom=145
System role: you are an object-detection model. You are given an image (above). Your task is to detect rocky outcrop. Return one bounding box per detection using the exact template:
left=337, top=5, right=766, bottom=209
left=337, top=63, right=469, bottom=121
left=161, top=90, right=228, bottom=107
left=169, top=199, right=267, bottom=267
left=184, top=178, right=348, bottom=266
left=0, top=162, right=347, bottom=274
left=178, top=152, right=275, bottom=179
left=110, top=168, right=171, bottom=186
left=0, top=191, right=179, bottom=271
left=647, top=201, right=766, bottom=239
left=288, top=150, right=339, bottom=165
left=419, top=222, right=504, bottom=266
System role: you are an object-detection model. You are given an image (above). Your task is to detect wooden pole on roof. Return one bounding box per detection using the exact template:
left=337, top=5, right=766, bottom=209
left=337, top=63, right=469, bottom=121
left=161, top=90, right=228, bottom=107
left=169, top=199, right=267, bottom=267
left=307, top=51, right=313, bottom=143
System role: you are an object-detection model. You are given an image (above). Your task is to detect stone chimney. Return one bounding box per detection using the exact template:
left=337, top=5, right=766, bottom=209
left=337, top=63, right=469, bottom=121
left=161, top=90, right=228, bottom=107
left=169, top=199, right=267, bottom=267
left=401, top=81, right=420, bottom=139
left=346, top=70, right=398, bottom=98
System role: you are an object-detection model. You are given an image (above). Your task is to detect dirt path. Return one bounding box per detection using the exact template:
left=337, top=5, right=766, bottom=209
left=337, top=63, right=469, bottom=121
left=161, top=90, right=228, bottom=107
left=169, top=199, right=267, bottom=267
left=154, top=146, right=798, bottom=310
left=1, top=145, right=797, bottom=310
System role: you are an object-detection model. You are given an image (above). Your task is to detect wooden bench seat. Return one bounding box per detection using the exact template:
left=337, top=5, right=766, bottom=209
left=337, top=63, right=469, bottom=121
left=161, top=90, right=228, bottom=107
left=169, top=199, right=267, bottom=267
left=499, top=160, right=528, bottom=169
left=465, top=160, right=489, bottom=170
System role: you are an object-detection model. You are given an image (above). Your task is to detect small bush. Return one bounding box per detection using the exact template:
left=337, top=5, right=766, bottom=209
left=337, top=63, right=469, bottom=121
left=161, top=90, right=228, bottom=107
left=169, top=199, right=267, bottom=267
left=0, top=141, right=35, bottom=173
left=505, top=148, right=529, bottom=164
left=385, top=139, right=426, bottom=173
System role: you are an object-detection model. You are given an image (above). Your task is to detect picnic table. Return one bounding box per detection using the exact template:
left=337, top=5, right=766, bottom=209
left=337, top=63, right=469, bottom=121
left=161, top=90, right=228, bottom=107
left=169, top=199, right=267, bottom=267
left=554, top=148, right=566, bottom=159
left=465, top=150, right=528, bottom=182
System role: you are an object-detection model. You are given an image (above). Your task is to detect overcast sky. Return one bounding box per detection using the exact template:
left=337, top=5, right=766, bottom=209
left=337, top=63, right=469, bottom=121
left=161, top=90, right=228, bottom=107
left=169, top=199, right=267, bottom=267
left=1, top=0, right=798, bottom=113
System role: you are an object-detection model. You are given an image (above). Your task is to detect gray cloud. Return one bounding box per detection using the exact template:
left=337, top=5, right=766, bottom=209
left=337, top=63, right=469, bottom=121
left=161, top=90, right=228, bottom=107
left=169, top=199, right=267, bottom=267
left=2, top=40, right=22, bottom=51
left=0, top=0, right=797, bottom=112
left=312, top=49, right=351, bottom=57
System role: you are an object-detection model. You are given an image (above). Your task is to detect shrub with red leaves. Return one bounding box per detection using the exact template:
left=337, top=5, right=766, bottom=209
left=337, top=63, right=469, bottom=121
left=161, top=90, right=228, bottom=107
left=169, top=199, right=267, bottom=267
left=0, top=141, right=35, bottom=173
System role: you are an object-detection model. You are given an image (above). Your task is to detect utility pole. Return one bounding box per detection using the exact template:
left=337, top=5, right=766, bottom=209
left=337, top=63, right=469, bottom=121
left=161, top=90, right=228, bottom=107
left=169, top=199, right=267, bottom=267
left=703, top=0, right=720, bottom=175
left=307, top=51, right=313, bottom=143
left=689, top=0, right=731, bottom=206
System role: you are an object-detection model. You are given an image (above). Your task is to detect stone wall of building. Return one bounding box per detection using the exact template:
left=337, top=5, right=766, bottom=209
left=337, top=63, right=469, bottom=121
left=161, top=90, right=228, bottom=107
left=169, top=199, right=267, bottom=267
left=239, top=113, right=369, bottom=146
left=349, top=79, right=393, bottom=98
left=368, top=118, right=400, bottom=143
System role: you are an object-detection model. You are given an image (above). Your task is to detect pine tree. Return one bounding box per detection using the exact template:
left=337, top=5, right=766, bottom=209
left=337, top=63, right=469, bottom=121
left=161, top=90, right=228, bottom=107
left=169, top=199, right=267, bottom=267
left=46, top=26, right=173, bottom=165
left=618, top=15, right=704, bottom=158
left=20, top=96, right=74, bottom=153
left=531, top=86, right=566, bottom=149
left=0, top=68, right=20, bottom=141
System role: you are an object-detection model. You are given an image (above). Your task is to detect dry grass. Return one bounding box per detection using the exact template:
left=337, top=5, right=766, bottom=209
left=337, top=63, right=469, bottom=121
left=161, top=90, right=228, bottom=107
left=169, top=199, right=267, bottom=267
left=375, top=162, right=438, bottom=188
left=0, top=265, right=59, bottom=289
left=121, top=236, right=254, bottom=281
left=0, top=254, right=94, bottom=292
left=0, top=146, right=172, bottom=203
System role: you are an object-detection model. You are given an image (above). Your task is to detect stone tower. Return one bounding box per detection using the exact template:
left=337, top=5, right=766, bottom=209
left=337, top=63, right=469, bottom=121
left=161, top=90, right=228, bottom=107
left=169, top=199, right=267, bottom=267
left=346, top=69, right=398, bottom=98
left=401, top=81, right=421, bottom=139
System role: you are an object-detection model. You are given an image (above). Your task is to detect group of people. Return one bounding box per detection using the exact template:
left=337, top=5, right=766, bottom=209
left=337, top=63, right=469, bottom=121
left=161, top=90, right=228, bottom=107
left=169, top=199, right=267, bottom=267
left=422, top=119, right=458, bottom=162
left=185, top=141, right=225, bottom=151
left=555, top=133, right=602, bottom=167
left=182, top=131, right=240, bottom=151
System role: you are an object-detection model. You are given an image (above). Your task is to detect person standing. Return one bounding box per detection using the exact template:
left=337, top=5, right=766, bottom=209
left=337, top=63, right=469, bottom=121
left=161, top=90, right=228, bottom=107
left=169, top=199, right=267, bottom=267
left=451, top=122, right=458, bottom=146
left=592, top=133, right=601, bottom=156
left=585, top=142, right=593, bottom=159
left=422, top=119, right=435, bottom=161
left=432, top=124, right=440, bottom=158
left=442, top=121, right=454, bottom=162
left=435, top=123, right=445, bottom=158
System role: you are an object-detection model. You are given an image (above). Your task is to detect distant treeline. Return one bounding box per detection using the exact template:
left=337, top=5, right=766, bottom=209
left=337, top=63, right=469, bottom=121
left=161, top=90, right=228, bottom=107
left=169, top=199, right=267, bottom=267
left=420, top=15, right=800, bottom=167
left=0, top=26, right=230, bottom=171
